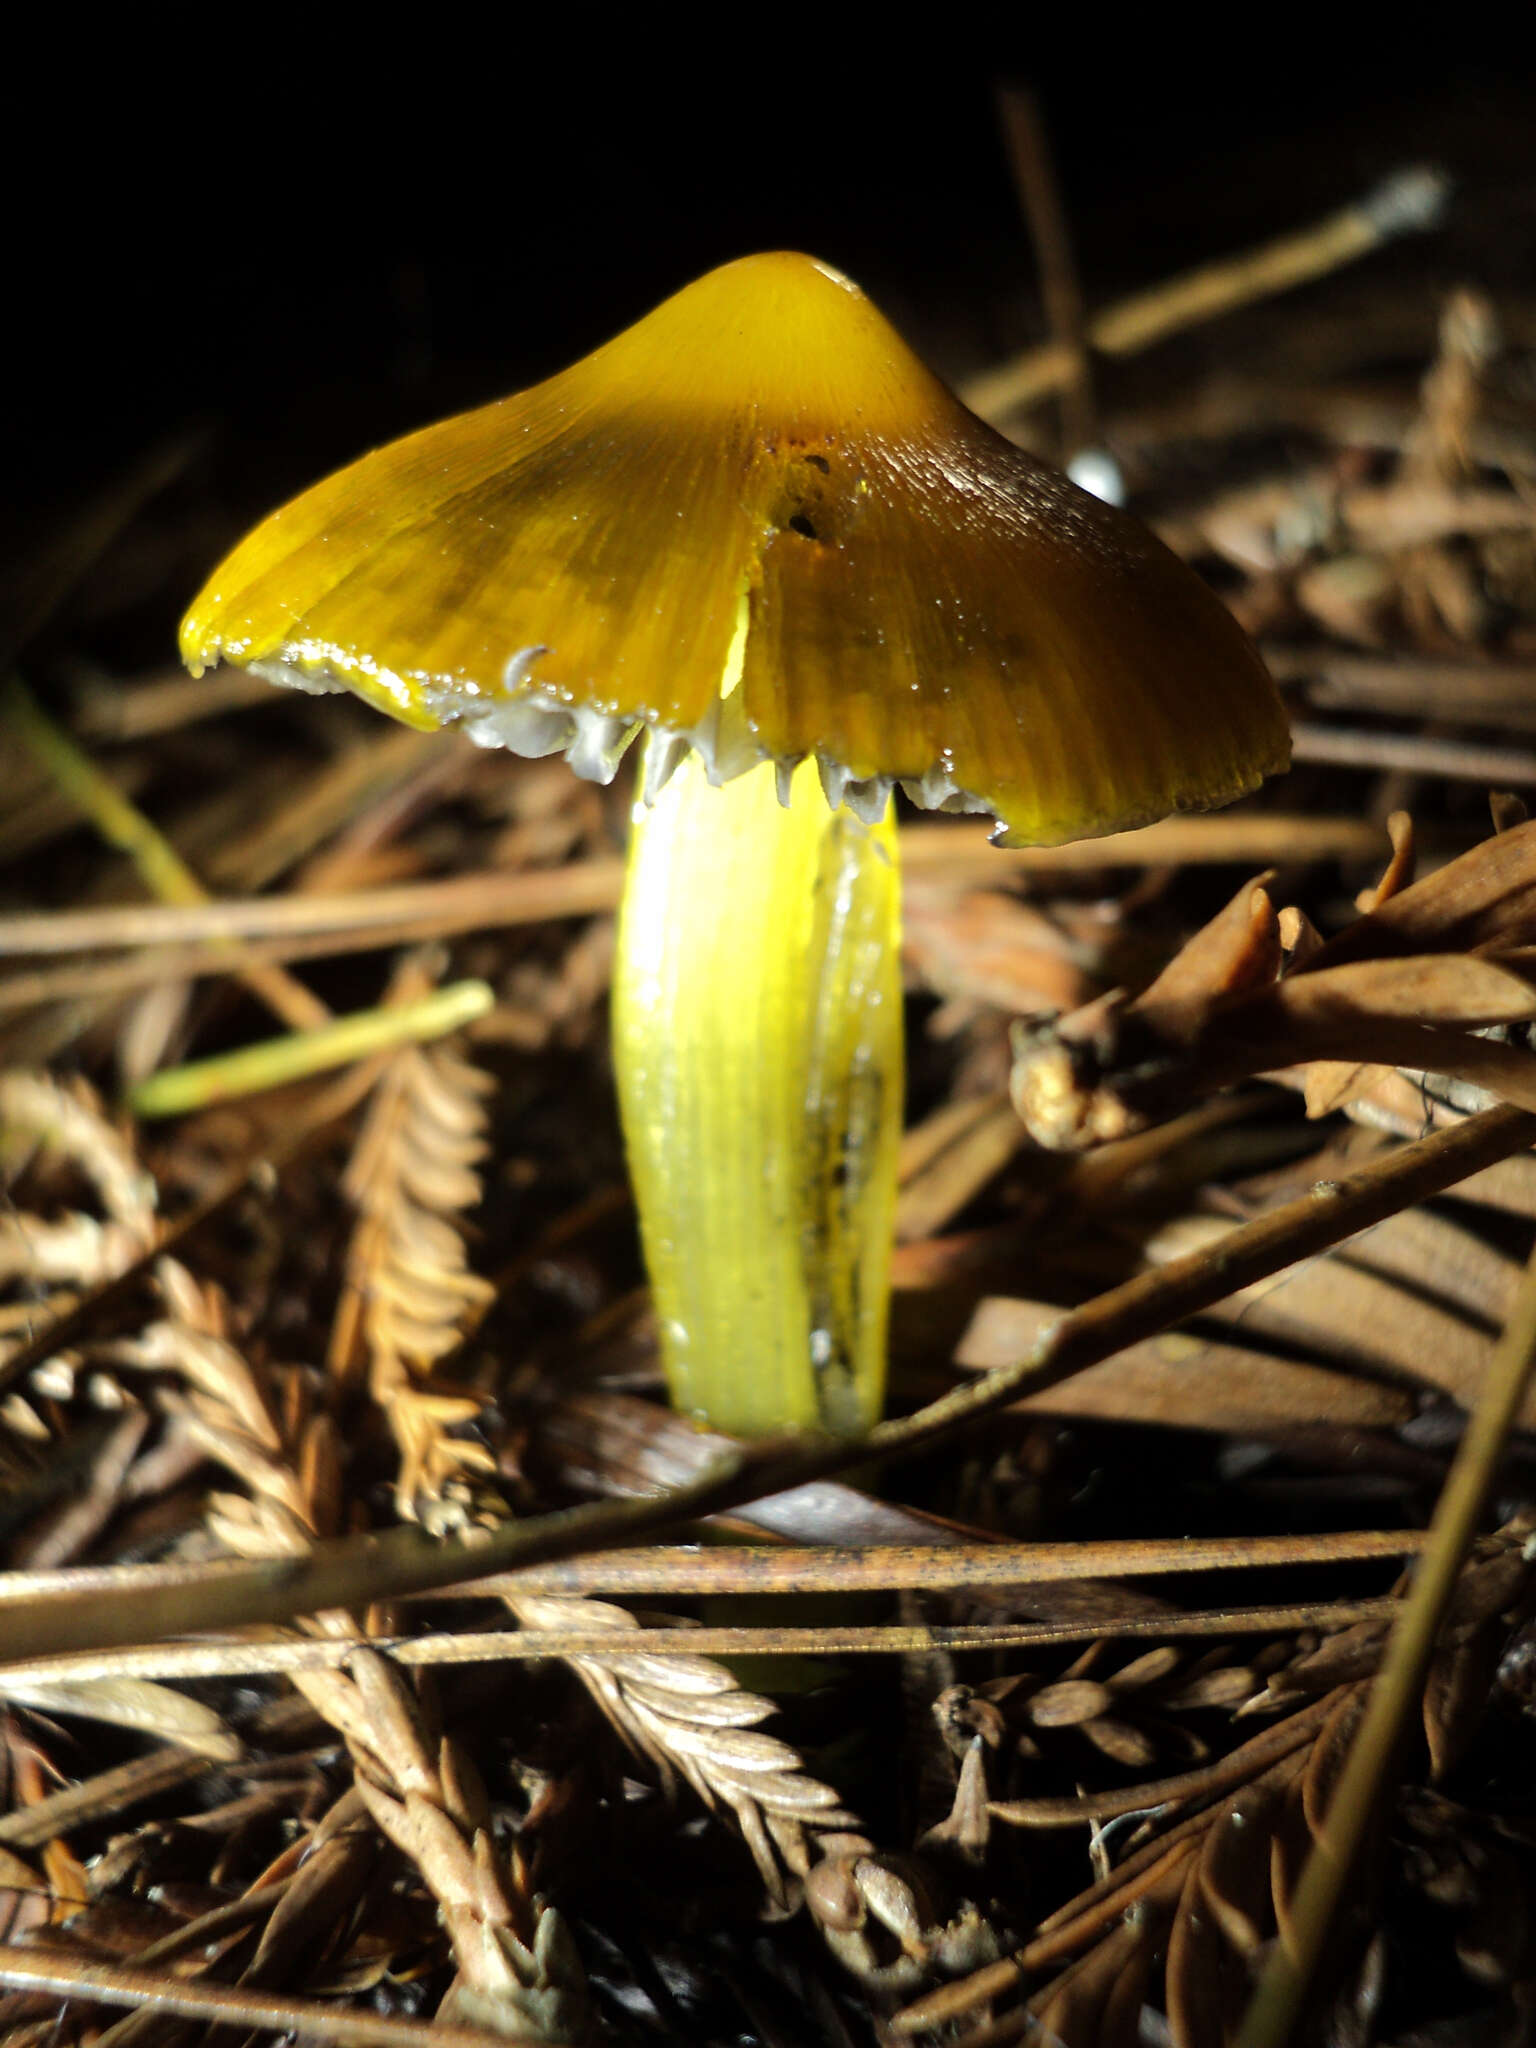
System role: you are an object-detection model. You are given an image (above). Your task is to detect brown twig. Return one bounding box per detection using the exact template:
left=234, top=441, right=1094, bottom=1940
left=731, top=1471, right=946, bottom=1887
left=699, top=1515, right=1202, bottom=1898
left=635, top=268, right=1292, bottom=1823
left=1291, top=721, right=1536, bottom=785
left=0, top=1599, right=1401, bottom=1689
left=962, top=166, right=1448, bottom=419
left=0, top=1530, right=1418, bottom=1609
left=0, top=815, right=1392, bottom=963
left=70, top=662, right=279, bottom=740
left=995, top=83, right=1095, bottom=454
left=989, top=1689, right=1340, bottom=1830
left=1268, top=647, right=1536, bottom=730
left=0, top=1948, right=520, bottom=2047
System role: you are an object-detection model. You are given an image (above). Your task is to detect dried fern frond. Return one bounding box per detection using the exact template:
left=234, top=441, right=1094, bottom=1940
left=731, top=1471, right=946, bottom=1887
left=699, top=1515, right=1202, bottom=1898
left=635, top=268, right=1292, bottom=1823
left=506, top=1588, right=857, bottom=1915
left=0, top=1074, right=157, bottom=1557
left=503, top=1562, right=998, bottom=1981
left=0, top=1071, right=156, bottom=1240
left=6, top=1072, right=592, bottom=2043
left=329, top=1010, right=496, bottom=1522
left=158, top=1282, right=589, bottom=2041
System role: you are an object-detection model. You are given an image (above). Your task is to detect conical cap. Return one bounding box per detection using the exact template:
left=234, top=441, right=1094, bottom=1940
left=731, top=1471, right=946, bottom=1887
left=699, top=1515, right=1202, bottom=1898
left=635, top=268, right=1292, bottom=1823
left=182, top=252, right=1288, bottom=845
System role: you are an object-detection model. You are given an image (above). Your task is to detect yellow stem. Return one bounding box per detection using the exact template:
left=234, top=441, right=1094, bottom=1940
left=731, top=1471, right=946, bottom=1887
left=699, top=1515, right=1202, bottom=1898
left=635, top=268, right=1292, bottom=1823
left=613, top=751, right=902, bottom=1435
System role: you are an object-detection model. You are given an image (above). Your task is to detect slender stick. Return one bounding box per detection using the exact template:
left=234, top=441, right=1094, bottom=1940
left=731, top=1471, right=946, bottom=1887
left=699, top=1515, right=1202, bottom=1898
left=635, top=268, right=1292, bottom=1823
left=865, top=1103, right=1536, bottom=1453
left=0, top=1948, right=511, bottom=2048
left=1291, top=721, right=1536, bottom=785
left=1267, top=646, right=1536, bottom=728
left=1235, top=1233, right=1536, bottom=2048
left=0, top=814, right=1389, bottom=963
left=995, top=83, right=1095, bottom=453
left=0, top=1528, right=1420, bottom=1606
left=0, top=1597, right=1398, bottom=1688
left=963, top=166, right=1449, bottom=419
left=72, top=662, right=279, bottom=739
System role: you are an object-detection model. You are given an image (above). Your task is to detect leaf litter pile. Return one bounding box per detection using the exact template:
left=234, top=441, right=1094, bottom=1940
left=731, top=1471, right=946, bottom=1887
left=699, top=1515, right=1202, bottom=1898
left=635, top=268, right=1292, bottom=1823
left=5, top=162, right=1536, bottom=2048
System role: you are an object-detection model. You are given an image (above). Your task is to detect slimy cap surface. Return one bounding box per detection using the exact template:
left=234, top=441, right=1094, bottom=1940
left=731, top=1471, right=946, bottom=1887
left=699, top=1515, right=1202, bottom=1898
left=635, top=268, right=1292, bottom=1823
left=181, top=252, right=1289, bottom=845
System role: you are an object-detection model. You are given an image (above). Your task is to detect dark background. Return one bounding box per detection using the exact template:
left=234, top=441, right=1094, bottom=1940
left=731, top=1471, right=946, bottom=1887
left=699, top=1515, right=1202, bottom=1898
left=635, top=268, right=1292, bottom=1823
left=8, top=48, right=1535, bottom=595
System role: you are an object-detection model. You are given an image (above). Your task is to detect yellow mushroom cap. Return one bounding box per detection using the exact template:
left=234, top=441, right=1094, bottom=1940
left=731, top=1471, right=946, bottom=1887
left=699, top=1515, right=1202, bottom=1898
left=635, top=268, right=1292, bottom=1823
left=181, top=251, right=1289, bottom=846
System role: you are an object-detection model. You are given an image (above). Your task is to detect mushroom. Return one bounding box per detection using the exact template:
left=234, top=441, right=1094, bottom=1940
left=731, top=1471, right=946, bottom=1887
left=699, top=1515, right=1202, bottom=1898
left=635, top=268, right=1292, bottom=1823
left=181, top=252, right=1289, bottom=1438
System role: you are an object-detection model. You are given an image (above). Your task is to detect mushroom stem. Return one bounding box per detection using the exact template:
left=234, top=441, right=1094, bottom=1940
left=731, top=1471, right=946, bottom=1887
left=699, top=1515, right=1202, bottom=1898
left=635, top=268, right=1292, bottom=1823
left=613, top=748, right=902, bottom=1435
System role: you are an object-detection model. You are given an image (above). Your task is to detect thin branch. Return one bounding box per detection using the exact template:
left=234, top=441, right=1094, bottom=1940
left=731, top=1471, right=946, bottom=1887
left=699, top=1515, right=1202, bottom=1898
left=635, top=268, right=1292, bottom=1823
left=0, top=1947, right=519, bottom=2047
left=988, top=1690, right=1340, bottom=1830
left=0, top=815, right=1391, bottom=962
left=0, top=1529, right=1422, bottom=1608
left=995, top=82, right=1095, bottom=452
left=866, top=1103, right=1536, bottom=1454
left=71, top=662, right=279, bottom=739
left=0, top=1598, right=1399, bottom=1688
left=1291, top=721, right=1536, bottom=785
left=963, top=165, right=1449, bottom=419
left=1267, top=645, right=1536, bottom=729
